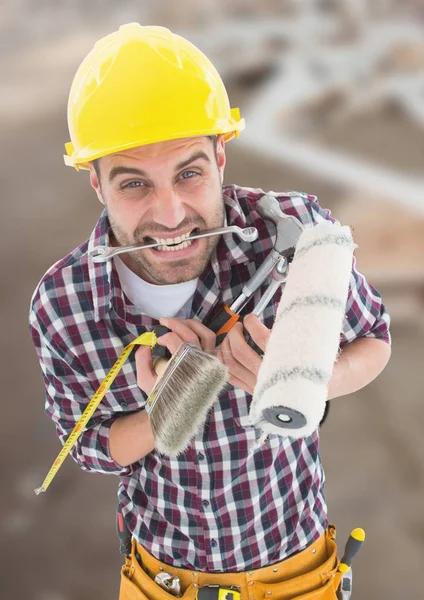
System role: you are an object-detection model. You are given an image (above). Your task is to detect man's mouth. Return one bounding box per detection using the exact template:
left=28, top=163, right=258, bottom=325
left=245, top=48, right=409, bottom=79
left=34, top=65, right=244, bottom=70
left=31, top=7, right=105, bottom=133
left=145, top=227, right=200, bottom=252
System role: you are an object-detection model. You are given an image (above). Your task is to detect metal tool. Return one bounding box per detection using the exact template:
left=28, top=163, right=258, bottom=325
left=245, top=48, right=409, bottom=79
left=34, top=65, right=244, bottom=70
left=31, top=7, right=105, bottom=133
left=196, top=586, right=241, bottom=599
left=154, top=571, right=182, bottom=596
left=336, top=528, right=366, bottom=600
left=251, top=257, right=289, bottom=317
left=339, top=528, right=365, bottom=573
left=89, top=225, right=258, bottom=262
left=337, top=570, right=353, bottom=600
left=116, top=506, right=132, bottom=557
left=34, top=327, right=168, bottom=494
left=244, top=257, right=289, bottom=356
left=208, top=194, right=303, bottom=344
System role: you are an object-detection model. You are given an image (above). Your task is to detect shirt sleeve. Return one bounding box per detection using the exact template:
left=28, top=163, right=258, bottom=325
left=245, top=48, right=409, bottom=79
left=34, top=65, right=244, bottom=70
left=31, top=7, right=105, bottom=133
left=300, top=193, right=391, bottom=346
left=29, top=315, right=130, bottom=476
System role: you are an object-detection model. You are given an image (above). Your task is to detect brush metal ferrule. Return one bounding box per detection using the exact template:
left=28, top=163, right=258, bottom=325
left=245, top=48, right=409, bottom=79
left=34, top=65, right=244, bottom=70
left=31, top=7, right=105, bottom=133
left=146, top=343, right=197, bottom=414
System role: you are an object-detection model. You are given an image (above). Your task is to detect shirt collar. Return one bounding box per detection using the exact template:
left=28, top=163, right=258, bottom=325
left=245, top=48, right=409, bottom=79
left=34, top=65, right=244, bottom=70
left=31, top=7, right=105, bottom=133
left=87, top=187, right=255, bottom=322
left=210, top=186, right=255, bottom=290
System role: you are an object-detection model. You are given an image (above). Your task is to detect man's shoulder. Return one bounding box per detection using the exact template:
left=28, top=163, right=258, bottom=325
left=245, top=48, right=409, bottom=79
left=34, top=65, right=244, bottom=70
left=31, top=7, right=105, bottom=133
left=224, top=184, right=324, bottom=225
left=227, top=184, right=312, bottom=203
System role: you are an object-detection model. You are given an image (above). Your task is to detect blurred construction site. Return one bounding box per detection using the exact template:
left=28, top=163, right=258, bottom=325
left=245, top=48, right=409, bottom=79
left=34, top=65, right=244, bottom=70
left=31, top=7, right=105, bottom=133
left=1, top=1, right=423, bottom=599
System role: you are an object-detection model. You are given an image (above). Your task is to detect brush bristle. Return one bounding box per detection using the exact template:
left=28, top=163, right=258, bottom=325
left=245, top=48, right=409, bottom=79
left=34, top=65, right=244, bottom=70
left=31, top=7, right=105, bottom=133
left=150, top=346, right=228, bottom=456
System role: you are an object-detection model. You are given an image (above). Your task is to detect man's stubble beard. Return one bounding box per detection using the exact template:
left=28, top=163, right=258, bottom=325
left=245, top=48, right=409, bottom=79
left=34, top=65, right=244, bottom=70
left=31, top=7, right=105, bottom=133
left=107, top=195, right=226, bottom=285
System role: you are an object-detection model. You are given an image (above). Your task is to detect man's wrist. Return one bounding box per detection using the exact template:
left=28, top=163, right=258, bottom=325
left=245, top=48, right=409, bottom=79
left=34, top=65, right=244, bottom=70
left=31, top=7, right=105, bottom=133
left=110, top=409, right=155, bottom=466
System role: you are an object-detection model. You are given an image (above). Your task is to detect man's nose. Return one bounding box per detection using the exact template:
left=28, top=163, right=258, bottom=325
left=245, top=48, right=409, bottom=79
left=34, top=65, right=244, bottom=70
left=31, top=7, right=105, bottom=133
left=151, top=189, right=186, bottom=229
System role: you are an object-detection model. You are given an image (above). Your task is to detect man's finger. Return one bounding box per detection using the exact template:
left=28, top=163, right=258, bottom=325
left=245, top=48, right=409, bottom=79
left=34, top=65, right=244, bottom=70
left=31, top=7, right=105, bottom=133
left=220, top=349, right=257, bottom=393
left=242, top=314, right=271, bottom=353
left=226, top=322, right=263, bottom=376
left=155, top=331, right=186, bottom=355
left=220, top=329, right=258, bottom=388
left=227, top=373, right=254, bottom=396
left=135, top=345, right=157, bottom=395
left=159, top=317, right=200, bottom=347
left=182, top=318, right=216, bottom=353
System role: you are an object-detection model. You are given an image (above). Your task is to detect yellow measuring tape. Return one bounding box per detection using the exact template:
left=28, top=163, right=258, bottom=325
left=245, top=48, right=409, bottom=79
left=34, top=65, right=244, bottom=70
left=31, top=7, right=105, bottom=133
left=34, top=331, right=158, bottom=495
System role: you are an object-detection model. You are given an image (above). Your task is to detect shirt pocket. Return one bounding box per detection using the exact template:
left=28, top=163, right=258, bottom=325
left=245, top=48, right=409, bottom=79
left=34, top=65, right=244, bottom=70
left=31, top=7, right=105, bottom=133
left=105, top=354, right=146, bottom=413
left=101, top=360, right=146, bottom=413
left=107, top=382, right=146, bottom=413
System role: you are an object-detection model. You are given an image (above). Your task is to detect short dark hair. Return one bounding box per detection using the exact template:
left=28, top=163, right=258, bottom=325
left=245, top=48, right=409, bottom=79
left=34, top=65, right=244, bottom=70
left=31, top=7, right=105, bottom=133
left=92, top=135, right=217, bottom=180
left=93, top=157, right=101, bottom=179
left=208, top=134, right=217, bottom=153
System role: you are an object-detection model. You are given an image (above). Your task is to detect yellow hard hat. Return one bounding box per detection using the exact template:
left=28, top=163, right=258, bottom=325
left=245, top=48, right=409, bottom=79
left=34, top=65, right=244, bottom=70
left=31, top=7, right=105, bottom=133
left=64, top=23, right=245, bottom=170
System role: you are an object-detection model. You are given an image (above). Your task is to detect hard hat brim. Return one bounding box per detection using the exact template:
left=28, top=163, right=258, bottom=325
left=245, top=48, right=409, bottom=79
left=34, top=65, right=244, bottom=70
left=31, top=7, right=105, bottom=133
left=64, top=121, right=245, bottom=170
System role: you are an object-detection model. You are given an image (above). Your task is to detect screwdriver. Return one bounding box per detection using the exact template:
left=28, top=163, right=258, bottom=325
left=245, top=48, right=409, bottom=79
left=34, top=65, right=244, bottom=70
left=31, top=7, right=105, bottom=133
left=336, top=529, right=365, bottom=600
left=339, top=528, right=366, bottom=573
left=207, top=205, right=303, bottom=346
left=208, top=255, right=289, bottom=350
left=207, top=250, right=282, bottom=345
left=116, top=506, right=132, bottom=556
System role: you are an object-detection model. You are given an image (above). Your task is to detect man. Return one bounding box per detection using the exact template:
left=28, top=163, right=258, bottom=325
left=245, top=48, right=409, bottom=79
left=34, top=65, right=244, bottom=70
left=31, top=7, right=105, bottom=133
left=30, top=23, right=391, bottom=599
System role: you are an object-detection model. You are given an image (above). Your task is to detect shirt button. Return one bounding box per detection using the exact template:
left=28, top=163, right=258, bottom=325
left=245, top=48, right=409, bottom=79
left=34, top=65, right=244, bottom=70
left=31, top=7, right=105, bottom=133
left=197, top=453, right=205, bottom=461
left=202, top=500, right=210, bottom=508
left=210, top=539, right=217, bottom=548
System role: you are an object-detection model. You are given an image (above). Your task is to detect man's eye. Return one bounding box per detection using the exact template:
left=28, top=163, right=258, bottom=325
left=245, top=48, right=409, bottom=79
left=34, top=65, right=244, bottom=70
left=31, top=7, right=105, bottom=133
left=122, top=181, right=143, bottom=189
left=180, top=170, right=198, bottom=180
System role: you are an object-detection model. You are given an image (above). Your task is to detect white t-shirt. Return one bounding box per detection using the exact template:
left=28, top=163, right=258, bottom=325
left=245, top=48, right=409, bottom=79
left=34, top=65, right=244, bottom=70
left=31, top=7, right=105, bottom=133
left=113, top=256, right=198, bottom=320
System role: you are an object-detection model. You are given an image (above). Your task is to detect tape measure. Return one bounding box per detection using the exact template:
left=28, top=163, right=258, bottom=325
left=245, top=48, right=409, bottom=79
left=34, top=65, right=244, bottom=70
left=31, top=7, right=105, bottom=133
left=196, top=587, right=241, bottom=599
left=34, top=330, right=160, bottom=495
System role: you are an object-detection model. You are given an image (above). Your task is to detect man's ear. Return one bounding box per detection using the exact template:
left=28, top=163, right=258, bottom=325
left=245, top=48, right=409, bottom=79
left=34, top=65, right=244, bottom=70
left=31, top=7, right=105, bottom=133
left=89, top=163, right=105, bottom=205
left=216, top=134, right=226, bottom=185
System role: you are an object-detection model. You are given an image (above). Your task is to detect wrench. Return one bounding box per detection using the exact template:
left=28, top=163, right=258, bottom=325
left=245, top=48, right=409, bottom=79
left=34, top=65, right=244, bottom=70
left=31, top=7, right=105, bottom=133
left=208, top=195, right=304, bottom=343
left=89, top=225, right=258, bottom=261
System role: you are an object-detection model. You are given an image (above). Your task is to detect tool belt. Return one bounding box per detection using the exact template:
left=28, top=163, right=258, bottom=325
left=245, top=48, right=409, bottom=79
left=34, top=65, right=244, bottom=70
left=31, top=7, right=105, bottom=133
left=119, top=525, right=343, bottom=600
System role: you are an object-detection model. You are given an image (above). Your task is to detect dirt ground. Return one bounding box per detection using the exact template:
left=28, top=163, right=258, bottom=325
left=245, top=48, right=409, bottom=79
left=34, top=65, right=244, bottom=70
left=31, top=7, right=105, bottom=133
left=1, top=41, right=424, bottom=597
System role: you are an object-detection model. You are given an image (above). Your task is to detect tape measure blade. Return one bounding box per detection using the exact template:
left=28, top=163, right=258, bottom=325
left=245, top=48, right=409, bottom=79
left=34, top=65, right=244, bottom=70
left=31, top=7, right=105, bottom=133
left=34, top=331, right=157, bottom=495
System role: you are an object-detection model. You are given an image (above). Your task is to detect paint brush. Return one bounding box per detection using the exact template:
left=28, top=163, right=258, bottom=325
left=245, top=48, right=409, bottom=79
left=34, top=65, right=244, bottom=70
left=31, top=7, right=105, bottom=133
left=146, top=336, right=228, bottom=456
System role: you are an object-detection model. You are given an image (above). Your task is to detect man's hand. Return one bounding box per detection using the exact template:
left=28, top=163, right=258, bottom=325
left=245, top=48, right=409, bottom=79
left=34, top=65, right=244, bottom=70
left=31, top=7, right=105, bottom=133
left=214, top=314, right=271, bottom=395
left=135, top=317, right=217, bottom=395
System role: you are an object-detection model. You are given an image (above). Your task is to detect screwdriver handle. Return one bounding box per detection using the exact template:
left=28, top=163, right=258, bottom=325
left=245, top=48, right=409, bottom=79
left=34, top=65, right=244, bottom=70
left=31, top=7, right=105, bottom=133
left=116, top=506, right=132, bottom=556
left=208, top=305, right=264, bottom=356
left=208, top=306, right=241, bottom=345
left=339, top=528, right=366, bottom=573
left=208, top=305, right=266, bottom=355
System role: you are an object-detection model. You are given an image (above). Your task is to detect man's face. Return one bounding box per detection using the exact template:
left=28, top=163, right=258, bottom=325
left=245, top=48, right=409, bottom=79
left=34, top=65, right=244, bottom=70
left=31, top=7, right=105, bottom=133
left=89, top=136, right=226, bottom=285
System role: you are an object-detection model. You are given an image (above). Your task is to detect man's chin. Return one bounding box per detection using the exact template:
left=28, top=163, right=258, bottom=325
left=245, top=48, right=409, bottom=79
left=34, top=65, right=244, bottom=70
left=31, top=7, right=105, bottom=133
left=129, top=236, right=217, bottom=284
left=136, top=258, right=205, bottom=285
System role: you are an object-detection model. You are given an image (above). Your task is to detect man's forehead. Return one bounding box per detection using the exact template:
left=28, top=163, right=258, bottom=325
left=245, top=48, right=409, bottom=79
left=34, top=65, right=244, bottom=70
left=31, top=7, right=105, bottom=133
left=106, top=136, right=210, bottom=166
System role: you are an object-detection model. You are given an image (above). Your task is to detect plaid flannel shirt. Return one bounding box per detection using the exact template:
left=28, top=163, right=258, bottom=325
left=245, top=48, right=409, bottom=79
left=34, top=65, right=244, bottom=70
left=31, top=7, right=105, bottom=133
left=29, top=185, right=390, bottom=572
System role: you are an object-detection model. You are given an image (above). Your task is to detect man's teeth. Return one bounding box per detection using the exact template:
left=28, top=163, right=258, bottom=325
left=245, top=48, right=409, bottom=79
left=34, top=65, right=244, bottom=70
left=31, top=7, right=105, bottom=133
left=152, top=231, right=194, bottom=245
left=155, top=239, right=194, bottom=252
left=151, top=230, right=195, bottom=252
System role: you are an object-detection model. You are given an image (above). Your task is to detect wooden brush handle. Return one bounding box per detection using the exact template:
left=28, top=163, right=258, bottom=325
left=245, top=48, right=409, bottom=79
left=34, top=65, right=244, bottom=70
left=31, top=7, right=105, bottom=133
left=153, top=357, right=170, bottom=379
